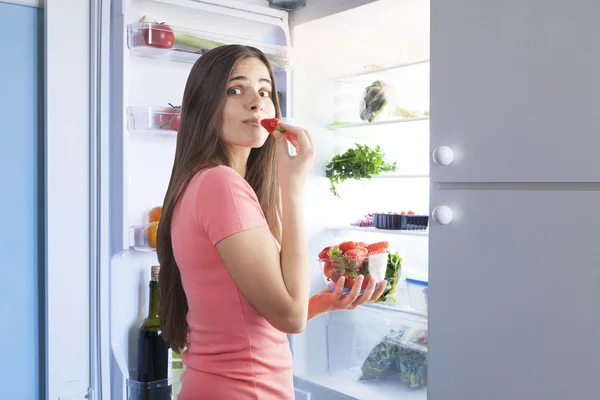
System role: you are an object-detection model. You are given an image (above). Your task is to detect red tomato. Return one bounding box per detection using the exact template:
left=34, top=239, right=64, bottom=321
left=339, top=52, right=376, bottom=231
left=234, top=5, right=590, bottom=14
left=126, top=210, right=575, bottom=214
left=159, top=104, right=181, bottom=131
left=142, top=23, right=175, bottom=49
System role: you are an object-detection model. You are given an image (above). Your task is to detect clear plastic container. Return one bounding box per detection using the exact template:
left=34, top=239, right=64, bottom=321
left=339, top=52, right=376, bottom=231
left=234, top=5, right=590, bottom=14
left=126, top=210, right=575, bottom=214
left=318, top=252, right=388, bottom=296
left=325, top=305, right=428, bottom=396
left=405, top=277, right=428, bottom=312
left=373, top=213, right=429, bottom=231
left=130, top=224, right=157, bottom=251
left=126, top=22, right=291, bottom=71
left=127, top=377, right=173, bottom=399
left=127, top=106, right=180, bottom=135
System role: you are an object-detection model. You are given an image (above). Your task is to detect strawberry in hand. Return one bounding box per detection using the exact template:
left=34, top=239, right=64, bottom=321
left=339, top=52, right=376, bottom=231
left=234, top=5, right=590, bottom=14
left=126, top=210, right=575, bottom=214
left=261, top=118, right=285, bottom=134
left=261, top=117, right=297, bottom=145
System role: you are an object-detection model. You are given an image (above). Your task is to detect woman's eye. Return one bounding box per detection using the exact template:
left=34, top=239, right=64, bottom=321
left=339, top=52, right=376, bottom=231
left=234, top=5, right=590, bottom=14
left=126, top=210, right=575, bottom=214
left=259, top=90, right=271, bottom=98
left=227, top=88, right=242, bottom=95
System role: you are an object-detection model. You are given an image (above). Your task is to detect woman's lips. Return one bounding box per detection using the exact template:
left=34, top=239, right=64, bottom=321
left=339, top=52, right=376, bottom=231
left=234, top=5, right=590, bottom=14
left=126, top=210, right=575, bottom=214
left=243, top=118, right=260, bottom=127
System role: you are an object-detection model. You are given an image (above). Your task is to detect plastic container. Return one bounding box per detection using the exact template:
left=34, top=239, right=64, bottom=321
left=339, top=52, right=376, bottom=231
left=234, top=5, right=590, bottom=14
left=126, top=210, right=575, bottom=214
left=127, top=377, right=173, bottom=399
left=130, top=224, right=158, bottom=251
left=319, top=252, right=388, bottom=295
left=127, top=106, right=181, bottom=134
left=373, top=213, right=429, bottom=231
left=405, top=277, right=428, bottom=312
left=325, top=305, right=428, bottom=394
left=126, top=22, right=291, bottom=71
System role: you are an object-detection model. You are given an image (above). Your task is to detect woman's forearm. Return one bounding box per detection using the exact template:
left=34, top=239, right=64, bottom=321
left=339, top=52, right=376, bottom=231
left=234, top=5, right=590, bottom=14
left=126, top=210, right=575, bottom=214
left=307, top=294, right=328, bottom=321
left=279, top=188, right=311, bottom=324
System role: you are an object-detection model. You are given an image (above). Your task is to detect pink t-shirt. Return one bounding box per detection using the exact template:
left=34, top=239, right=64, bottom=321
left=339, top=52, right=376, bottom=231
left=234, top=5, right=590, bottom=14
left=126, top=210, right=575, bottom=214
left=171, top=165, right=294, bottom=400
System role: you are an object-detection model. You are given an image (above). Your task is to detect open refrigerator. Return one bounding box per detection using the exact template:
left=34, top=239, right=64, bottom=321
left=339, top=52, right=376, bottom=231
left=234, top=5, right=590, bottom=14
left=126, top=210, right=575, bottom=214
left=101, top=0, right=431, bottom=399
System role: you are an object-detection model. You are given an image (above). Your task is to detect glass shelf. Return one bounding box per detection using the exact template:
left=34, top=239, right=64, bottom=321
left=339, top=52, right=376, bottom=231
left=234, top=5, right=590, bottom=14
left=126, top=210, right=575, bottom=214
left=329, top=60, right=429, bottom=127
left=363, top=302, right=427, bottom=322
left=328, top=117, right=429, bottom=138
left=127, top=22, right=291, bottom=71
left=326, top=225, right=429, bottom=237
left=329, top=60, right=430, bottom=85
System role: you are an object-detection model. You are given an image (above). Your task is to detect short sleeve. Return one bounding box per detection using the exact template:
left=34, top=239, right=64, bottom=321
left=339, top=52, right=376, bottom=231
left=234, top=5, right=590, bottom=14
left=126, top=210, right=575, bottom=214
left=192, top=166, right=268, bottom=245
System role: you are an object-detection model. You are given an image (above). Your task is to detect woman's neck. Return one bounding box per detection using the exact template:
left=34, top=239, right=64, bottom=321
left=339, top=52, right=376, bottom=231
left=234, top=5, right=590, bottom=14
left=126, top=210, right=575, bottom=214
left=226, top=145, right=251, bottom=178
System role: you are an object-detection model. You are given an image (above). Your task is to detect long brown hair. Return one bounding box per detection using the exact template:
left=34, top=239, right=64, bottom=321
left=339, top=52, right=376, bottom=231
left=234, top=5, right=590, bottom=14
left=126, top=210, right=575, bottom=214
left=156, top=45, right=282, bottom=352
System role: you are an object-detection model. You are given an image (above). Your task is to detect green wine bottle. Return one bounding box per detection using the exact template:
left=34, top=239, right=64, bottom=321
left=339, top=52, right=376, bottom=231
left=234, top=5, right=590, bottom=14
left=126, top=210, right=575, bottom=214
left=136, top=265, right=172, bottom=400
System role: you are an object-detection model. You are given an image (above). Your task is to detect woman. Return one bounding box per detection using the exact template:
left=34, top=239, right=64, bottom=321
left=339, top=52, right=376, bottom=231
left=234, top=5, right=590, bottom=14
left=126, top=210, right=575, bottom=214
left=156, top=44, right=386, bottom=399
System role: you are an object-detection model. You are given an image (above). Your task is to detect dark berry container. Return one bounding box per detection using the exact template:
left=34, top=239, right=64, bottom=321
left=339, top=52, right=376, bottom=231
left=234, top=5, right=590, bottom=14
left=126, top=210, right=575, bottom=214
left=373, top=213, right=429, bottom=230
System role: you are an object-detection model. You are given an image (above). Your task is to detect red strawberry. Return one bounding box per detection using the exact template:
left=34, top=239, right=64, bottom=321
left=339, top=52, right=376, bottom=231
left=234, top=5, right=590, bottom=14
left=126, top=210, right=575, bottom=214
left=367, top=241, right=389, bottom=254
left=330, top=272, right=343, bottom=287
left=344, top=276, right=356, bottom=289
left=345, top=248, right=367, bottom=266
left=318, top=246, right=331, bottom=259
left=354, top=246, right=368, bottom=255
left=368, top=248, right=387, bottom=254
left=361, top=275, right=372, bottom=290
left=323, top=260, right=336, bottom=278
left=339, top=241, right=356, bottom=253
left=356, top=242, right=368, bottom=248
left=260, top=118, right=282, bottom=134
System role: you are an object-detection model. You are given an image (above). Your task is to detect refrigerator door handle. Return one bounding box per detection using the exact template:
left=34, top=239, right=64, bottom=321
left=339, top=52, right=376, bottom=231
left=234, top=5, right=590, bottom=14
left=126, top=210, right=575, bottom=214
left=432, top=205, right=454, bottom=225
left=432, top=145, right=455, bottom=166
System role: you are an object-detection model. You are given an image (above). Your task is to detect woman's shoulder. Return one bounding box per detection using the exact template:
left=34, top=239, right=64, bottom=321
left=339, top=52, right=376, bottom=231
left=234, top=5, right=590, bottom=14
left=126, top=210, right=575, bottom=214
left=189, top=165, right=255, bottom=198
left=191, top=165, right=244, bottom=187
left=195, top=164, right=240, bottom=180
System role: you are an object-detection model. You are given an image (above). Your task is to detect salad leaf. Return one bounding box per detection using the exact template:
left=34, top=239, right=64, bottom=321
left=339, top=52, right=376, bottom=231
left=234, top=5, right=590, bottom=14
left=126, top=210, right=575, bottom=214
left=375, top=251, right=402, bottom=303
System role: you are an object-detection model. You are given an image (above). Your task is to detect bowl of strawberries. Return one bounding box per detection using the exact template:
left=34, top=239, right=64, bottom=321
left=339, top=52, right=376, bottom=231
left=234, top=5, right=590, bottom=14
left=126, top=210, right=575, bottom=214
left=318, top=240, right=390, bottom=295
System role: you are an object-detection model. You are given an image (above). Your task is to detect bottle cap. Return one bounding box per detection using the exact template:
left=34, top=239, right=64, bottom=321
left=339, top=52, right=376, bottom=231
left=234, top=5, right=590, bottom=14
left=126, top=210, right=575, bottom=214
left=151, top=265, right=160, bottom=282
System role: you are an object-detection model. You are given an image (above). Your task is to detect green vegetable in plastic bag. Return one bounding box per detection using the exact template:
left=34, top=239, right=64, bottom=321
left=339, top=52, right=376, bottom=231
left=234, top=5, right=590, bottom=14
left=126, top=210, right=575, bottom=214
left=359, top=80, right=391, bottom=122
left=359, top=328, right=428, bottom=389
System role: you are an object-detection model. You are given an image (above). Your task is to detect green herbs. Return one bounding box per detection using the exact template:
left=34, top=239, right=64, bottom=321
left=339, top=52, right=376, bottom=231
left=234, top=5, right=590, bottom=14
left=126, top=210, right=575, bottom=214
left=325, top=144, right=397, bottom=197
left=376, top=251, right=403, bottom=304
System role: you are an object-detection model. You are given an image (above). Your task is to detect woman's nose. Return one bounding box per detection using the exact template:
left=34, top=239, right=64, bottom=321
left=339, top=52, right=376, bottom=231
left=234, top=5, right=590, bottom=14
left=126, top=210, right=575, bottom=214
left=249, top=93, right=265, bottom=112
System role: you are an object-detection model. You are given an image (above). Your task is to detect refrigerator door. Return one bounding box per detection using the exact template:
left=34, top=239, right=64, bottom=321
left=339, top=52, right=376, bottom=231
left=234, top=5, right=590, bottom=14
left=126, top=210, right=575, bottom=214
left=428, top=188, right=600, bottom=400
left=430, top=0, right=600, bottom=183
left=46, top=0, right=96, bottom=399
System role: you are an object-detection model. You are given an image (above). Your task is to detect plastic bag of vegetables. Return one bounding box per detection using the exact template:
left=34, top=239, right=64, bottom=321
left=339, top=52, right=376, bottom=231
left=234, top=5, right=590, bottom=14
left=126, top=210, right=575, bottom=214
left=359, top=328, right=428, bottom=388
left=359, top=80, right=393, bottom=122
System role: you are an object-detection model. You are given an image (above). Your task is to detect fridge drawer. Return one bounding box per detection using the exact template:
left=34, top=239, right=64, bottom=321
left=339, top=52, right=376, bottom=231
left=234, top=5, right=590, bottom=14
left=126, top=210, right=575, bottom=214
left=324, top=305, right=428, bottom=399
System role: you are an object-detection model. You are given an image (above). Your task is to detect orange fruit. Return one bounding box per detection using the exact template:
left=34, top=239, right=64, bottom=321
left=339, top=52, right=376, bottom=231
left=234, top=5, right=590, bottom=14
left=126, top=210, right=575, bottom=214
left=148, top=206, right=162, bottom=223
left=146, top=221, right=159, bottom=249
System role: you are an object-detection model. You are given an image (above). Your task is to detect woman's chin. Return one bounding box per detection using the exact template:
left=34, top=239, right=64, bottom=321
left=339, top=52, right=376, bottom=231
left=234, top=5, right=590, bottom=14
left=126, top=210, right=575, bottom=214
left=251, top=133, right=270, bottom=148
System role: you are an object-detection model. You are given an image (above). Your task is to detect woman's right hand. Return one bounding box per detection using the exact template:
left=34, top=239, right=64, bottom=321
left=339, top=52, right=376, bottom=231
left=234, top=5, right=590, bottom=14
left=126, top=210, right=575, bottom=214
left=272, top=121, right=316, bottom=192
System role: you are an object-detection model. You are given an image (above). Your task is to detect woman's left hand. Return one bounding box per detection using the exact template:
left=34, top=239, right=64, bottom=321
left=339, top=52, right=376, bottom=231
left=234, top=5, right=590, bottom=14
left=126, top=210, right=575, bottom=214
left=308, top=275, right=387, bottom=318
